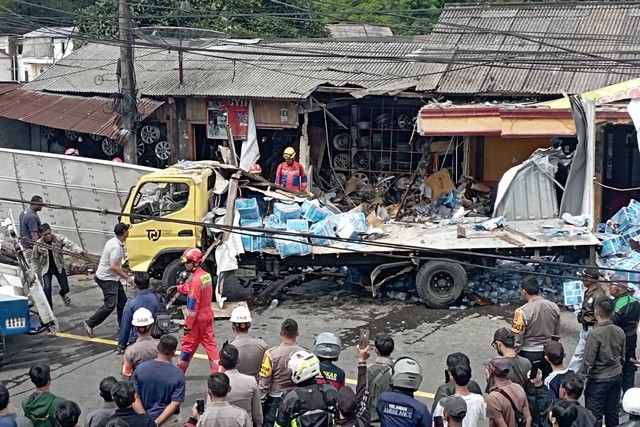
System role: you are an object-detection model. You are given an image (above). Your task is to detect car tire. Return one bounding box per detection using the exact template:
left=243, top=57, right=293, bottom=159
left=415, top=260, right=466, bottom=308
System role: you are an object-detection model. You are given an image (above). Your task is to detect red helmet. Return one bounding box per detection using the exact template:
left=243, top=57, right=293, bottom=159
left=64, top=148, right=79, bottom=156
left=249, top=164, right=262, bottom=174
left=181, top=247, right=203, bottom=264
left=112, top=157, right=123, bottom=163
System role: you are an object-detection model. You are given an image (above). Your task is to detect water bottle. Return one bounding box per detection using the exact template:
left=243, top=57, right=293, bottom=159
left=269, top=299, right=279, bottom=310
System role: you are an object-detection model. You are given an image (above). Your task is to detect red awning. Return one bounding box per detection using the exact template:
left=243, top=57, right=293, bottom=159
left=0, top=84, right=163, bottom=143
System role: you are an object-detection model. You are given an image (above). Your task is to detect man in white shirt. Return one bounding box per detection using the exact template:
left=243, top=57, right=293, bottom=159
left=432, top=359, right=485, bottom=427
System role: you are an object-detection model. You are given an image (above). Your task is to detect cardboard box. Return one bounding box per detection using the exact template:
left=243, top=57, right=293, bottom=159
left=275, top=235, right=311, bottom=258
left=309, top=217, right=336, bottom=245
left=286, top=219, right=309, bottom=232
left=235, top=198, right=260, bottom=220
left=273, top=203, right=301, bottom=223
left=301, top=199, right=329, bottom=223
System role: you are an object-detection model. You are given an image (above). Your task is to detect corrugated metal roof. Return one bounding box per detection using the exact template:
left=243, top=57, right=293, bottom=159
left=415, top=2, right=640, bottom=96
left=326, top=24, right=394, bottom=38
left=24, top=39, right=429, bottom=99
left=0, top=86, right=162, bottom=142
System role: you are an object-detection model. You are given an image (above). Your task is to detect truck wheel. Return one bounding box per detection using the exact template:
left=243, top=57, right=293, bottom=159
left=162, top=258, right=186, bottom=291
left=415, top=260, right=467, bottom=309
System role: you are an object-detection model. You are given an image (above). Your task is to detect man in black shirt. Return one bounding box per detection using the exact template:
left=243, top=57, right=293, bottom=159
left=432, top=353, right=483, bottom=412
left=609, top=275, right=640, bottom=393
left=98, top=381, right=155, bottom=427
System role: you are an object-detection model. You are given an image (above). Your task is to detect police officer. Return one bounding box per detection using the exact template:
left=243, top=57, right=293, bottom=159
left=314, top=332, right=346, bottom=390
left=230, top=306, right=267, bottom=381
left=218, top=344, right=263, bottom=427
left=195, top=373, right=251, bottom=427
left=122, top=308, right=158, bottom=379
left=567, top=267, right=607, bottom=373
left=376, top=358, right=432, bottom=427
left=610, top=275, right=640, bottom=393
left=260, top=319, right=305, bottom=427
left=274, top=350, right=337, bottom=427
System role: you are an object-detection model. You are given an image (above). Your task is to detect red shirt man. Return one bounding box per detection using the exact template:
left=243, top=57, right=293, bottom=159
left=275, top=147, right=307, bottom=192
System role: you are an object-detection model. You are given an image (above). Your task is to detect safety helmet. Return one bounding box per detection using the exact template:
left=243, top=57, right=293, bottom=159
left=64, top=148, right=79, bottom=156
left=391, top=357, right=423, bottom=391
left=288, top=350, right=320, bottom=384
left=623, top=388, right=640, bottom=415
left=313, top=332, right=342, bottom=360
left=249, top=164, right=262, bottom=174
left=181, top=247, right=203, bottom=264
left=283, top=147, right=296, bottom=159
left=131, top=307, right=154, bottom=327
left=230, top=305, right=252, bottom=324
left=112, top=157, right=123, bottom=163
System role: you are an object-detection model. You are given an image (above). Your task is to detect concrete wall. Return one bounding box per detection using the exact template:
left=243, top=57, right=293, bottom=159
left=0, top=118, right=31, bottom=149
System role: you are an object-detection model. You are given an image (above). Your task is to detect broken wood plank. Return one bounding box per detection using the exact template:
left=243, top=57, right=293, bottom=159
left=504, top=226, right=537, bottom=241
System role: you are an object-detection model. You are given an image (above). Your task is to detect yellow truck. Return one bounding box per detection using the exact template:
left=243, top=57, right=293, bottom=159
left=119, top=160, right=599, bottom=308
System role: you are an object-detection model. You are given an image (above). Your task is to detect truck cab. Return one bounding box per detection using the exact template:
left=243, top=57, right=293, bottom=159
left=121, top=163, right=217, bottom=287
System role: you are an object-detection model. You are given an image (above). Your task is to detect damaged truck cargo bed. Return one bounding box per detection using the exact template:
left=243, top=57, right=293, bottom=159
left=119, top=161, right=598, bottom=309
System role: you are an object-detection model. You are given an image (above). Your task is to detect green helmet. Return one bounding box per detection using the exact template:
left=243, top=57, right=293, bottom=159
left=392, top=357, right=423, bottom=391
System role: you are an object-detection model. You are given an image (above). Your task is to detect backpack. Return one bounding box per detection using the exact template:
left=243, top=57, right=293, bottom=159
left=150, top=292, right=171, bottom=339
left=291, top=386, right=335, bottom=427
left=491, top=387, right=526, bottom=427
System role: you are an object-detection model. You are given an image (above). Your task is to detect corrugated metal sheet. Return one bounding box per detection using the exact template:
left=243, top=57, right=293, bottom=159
left=0, top=86, right=163, bottom=142
left=415, top=2, right=640, bottom=96
left=24, top=39, right=430, bottom=99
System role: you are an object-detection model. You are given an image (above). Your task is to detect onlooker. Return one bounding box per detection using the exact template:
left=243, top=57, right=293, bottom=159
left=332, top=345, right=371, bottom=427
left=121, top=308, right=158, bottom=380
left=439, top=396, right=467, bottom=427
left=432, top=353, right=483, bottom=412
left=132, top=335, right=185, bottom=427
left=486, top=328, right=532, bottom=392
left=193, top=373, right=251, bottom=427
left=0, top=384, right=32, bottom=427
left=367, top=334, right=394, bottom=427
left=314, top=332, right=346, bottom=390
left=548, top=400, right=577, bottom=427
left=511, top=276, right=561, bottom=379
left=229, top=306, right=267, bottom=381
left=583, top=298, right=625, bottom=427
left=484, top=356, right=532, bottom=427
left=19, top=195, right=43, bottom=250
left=376, top=357, right=432, bottom=427
left=98, top=381, right=154, bottom=427
left=217, top=344, right=262, bottom=427
left=567, top=267, right=607, bottom=373
left=22, top=364, right=66, bottom=427
left=620, top=387, right=640, bottom=427
left=84, top=223, right=133, bottom=338
left=83, top=377, right=117, bottom=427
left=609, top=275, right=640, bottom=393
left=30, top=224, right=83, bottom=308
left=542, top=342, right=568, bottom=401
left=54, top=402, right=80, bottom=427
left=432, top=360, right=485, bottom=427
left=556, top=373, right=595, bottom=427
left=259, top=319, right=305, bottom=427
left=118, top=273, right=158, bottom=352
left=275, top=351, right=338, bottom=427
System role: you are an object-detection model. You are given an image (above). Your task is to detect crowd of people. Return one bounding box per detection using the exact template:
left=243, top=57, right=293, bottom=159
left=9, top=211, right=640, bottom=427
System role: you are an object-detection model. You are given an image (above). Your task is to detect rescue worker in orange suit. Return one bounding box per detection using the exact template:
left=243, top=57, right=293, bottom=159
left=275, top=147, right=307, bottom=192
left=168, top=247, right=220, bottom=374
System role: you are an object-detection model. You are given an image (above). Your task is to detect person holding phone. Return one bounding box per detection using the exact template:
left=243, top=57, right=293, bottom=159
left=432, top=361, right=485, bottom=427
left=609, top=275, right=640, bottom=393
left=190, top=373, right=251, bottom=427
left=438, top=396, right=467, bottom=427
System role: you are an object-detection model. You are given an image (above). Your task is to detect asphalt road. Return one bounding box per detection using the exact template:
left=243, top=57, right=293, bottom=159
left=0, top=274, right=619, bottom=425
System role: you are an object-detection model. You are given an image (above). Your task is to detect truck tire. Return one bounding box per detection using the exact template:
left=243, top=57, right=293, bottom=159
left=415, top=260, right=467, bottom=309
left=162, top=258, right=186, bottom=291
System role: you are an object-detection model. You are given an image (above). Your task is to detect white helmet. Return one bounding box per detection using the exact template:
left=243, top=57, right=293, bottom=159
left=314, top=332, right=342, bottom=360
left=623, top=388, right=640, bottom=416
left=392, top=357, right=423, bottom=391
left=288, top=350, right=320, bottom=384
left=230, top=306, right=252, bottom=324
left=132, top=307, right=154, bottom=327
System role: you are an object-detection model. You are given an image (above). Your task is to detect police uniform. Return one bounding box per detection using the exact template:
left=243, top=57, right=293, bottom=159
left=225, top=369, right=263, bottom=427
left=232, top=334, right=268, bottom=381
left=122, top=335, right=159, bottom=378
left=197, top=402, right=251, bottom=427
left=259, top=342, right=305, bottom=427
left=376, top=390, right=432, bottom=427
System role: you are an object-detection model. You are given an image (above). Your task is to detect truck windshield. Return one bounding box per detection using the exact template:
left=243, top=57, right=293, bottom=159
left=130, top=182, right=190, bottom=223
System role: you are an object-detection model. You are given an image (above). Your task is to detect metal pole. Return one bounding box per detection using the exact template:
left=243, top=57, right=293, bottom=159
left=119, top=0, right=138, bottom=164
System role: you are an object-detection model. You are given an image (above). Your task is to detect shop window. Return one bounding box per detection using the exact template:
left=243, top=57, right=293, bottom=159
left=131, top=182, right=189, bottom=223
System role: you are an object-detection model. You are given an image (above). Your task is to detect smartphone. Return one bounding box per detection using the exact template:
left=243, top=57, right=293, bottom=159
left=196, top=399, right=205, bottom=415
left=630, top=357, right=638, bottom=364
left=434, top=416, right=444, bottom=427
left=551, top=335, right=560, bottom=342
left=445, top=370, right=451, bottom=384
left=529, top=361, right=541, bottom=379
left=358, top=329, right=370, bottom=349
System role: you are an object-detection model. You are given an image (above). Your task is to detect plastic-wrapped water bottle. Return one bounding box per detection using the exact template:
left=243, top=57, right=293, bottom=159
left=269, top=299, right=279, bottom=309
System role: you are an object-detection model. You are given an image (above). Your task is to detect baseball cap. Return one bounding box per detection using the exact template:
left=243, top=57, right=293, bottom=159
left=579, top=267, right=601, bottom=280
left=610, top=274, right=635, bottom=291
left=114, top=222, right=130, bottom=235
left=544, top=341, right=565, bottom=364
left=440, top=395, right=467, bottom=418
left=492, top=327, right=515, bottom=346
left=484, top=356, right=511, bottom=376
left=622, top=388, right=640, bottom=416
left=336, top=386, right=358, bottom=415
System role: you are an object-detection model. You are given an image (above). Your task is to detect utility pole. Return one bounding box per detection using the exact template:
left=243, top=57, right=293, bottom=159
left=119, top=0, right=138, bottom=164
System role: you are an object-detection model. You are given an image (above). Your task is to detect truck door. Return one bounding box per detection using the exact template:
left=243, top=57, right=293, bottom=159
left=123, top=180, right=197, bottom=271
